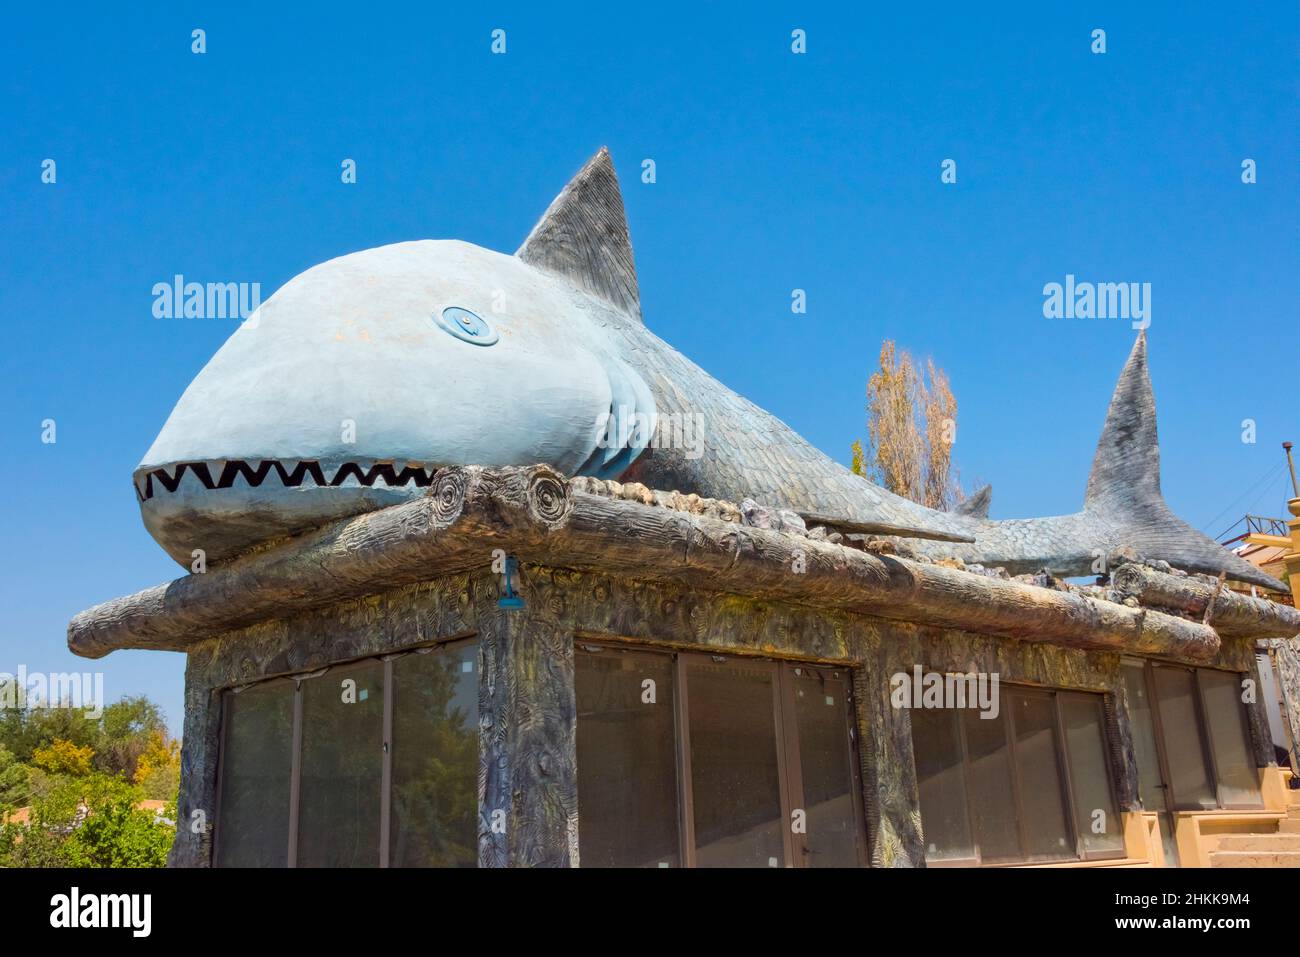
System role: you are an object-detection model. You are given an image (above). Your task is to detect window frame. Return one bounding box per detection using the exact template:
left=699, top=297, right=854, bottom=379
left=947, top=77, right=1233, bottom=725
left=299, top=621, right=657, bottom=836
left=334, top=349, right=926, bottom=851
left=1138, top=659, right=1263, bottom=812
left=574, top=643, right=684, bottom=867
left=916, top=682, right=1125, bottom=867
left=1005, top=686, right=1076, bottom=864
left=212, top=635, right=477, bottom=868
left=211, top=674, right=297, bottom=868
left=784, top=661, right=869, bottom=867
left=1054, top=690, right=1125, bottom=861
left=1195, top=667, right=1267, bottom=810
left=580, top=641, right=870, bottom=868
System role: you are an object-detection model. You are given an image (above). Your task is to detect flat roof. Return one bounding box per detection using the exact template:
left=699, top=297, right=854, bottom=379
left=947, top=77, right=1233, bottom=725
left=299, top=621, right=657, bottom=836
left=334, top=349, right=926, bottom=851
left=68, top=466, right=1300, bottom=663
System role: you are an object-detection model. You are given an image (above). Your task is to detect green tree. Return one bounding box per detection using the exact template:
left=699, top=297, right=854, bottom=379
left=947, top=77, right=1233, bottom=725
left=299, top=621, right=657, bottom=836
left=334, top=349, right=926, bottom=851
left=0, top=691, right=99, bottom=763
left=0, top=772, right=173, bottom=868
left=0, top=691, right=179, bottom=867
left=96, top=696, right=169, bottom=780
left=0, top=745, right=29, bottom=811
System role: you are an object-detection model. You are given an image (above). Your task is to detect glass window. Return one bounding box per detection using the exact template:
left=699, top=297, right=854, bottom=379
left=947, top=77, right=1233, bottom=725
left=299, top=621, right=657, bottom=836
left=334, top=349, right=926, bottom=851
left=961, top=706, right=1020, bottom=863
left=911, top=706, right=974, bottom=862
left=1060, top=694, right=1125, bottom=857
left=571, top=647, right=867, bottom=868
left=216, top=681, right=294, bottom=867
left=1009, top=691, right=1073, bottom=862
left=390, top=641, right=479, bottom=867
left=215, top=641, right=480, bottom=868
left=1199, top=670, right=1262, bottom=808
left=297, top=660, right=385, bottom=866
left=575, top=649, right=680, bottom=867
left=791, top=668, right=862, bottom=867
left=909, top=683, right=1123, bottom=865
left=1152, top=665, right=1216, bottom=810
left=687, top=659, right=786, bottom=868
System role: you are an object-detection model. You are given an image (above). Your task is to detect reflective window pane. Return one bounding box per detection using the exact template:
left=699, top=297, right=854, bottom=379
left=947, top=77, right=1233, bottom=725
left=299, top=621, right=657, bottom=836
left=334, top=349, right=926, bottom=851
left=1200, top=670, right=1262, bottom=808
left=1122, top=660, right=1166, bottom=809
left=1009, top=691, right=1073, bottom=861
left=791, top=668, right=861, bottom=867
left=573, top=650, right=868, bottom=868
left=961, top=707, right=1019, bottom=862
left=688, top=660, right=785, bottom=867
left=576, top=649, right=680, bottom=867
left=1152, top=666, right=1216, bottom=810
left=912, top=706, right=974, bottom=862
left=390, top=642, right=479, bottom=867
left=1061, top=694, right=1124, bottom=857
left=216, top=681, right=294, bottom=867
left=297, top=660, right=385, bottom=866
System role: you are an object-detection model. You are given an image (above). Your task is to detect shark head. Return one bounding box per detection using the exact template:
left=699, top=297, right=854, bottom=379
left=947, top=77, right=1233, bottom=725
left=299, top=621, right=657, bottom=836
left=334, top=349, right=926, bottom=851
left=136, top=149, right=656, bottom=565
left=135, top=147, right=1285, bottom=599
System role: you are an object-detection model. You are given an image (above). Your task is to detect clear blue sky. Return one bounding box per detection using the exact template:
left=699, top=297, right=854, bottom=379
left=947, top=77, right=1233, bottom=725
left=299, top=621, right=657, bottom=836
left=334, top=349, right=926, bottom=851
left=2, top=4, right=1296, bottom=735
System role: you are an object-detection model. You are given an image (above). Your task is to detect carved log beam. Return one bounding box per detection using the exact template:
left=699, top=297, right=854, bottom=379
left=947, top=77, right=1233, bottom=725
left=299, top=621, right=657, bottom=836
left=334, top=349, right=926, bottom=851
left=69, top=466, right=1220, bottom=662
left=1110, top=562, right=1300, bottom=639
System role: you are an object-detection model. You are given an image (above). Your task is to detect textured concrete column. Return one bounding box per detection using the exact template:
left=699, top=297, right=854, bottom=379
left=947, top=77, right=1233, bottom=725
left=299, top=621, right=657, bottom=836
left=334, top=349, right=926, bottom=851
left=1245, top=652, right=1280, bottom=768
left=476, top=567, right=579, bottom=868
left=169, top=662, right=221, bottom=867
left=852, top=628, right=924, bottom=868
left=1108, top=673, right=1143, bottom=812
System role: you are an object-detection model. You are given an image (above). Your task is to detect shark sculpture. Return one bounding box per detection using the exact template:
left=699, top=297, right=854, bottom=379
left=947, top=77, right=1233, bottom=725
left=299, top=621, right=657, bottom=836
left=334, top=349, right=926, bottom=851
left=134, top=148, right=1286, bottom=592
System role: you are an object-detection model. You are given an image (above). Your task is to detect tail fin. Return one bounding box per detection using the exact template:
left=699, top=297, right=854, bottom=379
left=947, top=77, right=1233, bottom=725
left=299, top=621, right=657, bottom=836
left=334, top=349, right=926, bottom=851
left=954, top=484, right=992, bottom=519
left=1085, top=333, right=1287, bottom=592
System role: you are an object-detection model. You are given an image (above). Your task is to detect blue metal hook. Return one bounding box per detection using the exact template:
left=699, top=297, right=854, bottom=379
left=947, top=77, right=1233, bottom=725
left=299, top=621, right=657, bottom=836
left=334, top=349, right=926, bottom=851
left=498, top=555, right=524, bottom=610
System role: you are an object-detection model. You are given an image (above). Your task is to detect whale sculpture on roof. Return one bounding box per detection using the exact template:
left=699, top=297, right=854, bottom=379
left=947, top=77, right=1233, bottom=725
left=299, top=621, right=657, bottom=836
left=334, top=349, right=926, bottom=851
left=134, top=148, right=1287, bottom=592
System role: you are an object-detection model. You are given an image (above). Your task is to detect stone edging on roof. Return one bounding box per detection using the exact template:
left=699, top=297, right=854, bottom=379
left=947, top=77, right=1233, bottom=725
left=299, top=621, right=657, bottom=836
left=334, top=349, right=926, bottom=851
left=67, top=465, right=1292, bottom=661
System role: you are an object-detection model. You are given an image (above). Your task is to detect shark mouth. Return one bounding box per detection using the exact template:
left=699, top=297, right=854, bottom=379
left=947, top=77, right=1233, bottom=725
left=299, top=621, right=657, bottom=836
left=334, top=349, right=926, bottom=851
left=133, top=459, right=439, bottom=503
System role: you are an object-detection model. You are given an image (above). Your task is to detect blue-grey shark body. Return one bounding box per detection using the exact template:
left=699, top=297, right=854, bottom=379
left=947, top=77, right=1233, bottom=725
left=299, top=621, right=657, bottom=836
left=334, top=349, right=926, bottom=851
left=134, top=149, right=1286, bottom=593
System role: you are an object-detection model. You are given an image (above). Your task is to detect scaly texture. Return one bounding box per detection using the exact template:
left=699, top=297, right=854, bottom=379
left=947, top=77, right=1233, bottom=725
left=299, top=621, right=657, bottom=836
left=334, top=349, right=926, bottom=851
left=516, top=146, right=641, bottom=321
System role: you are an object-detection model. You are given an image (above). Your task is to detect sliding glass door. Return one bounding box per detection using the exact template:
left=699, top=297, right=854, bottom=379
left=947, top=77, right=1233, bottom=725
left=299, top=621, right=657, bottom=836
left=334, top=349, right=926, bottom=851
left=685, top=658, right=787, bottom=867
left=1123, top=658, right=1264, bottom=867
left=575, top=644, right=868, bottom=868
left=214, top=639, right=479, bottom=867
left=572, top=649, right=680, bottom=867
left=910, top=684, right=1125, bottom=865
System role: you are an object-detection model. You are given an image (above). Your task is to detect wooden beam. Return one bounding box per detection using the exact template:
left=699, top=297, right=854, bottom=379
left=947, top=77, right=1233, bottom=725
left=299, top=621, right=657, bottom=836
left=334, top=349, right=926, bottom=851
left=68, top=466, right=1222, bottom=662
left=1110, top=562, right=1300, bottom=639
left=1243, top=534, right=1292, bottom=548
left=798, top=511, right=975, bottom=544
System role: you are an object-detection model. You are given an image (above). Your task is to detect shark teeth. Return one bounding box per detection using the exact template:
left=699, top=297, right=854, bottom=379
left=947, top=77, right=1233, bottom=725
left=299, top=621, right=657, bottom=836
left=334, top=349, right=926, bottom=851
left=133, top=459, right=438, bottom=502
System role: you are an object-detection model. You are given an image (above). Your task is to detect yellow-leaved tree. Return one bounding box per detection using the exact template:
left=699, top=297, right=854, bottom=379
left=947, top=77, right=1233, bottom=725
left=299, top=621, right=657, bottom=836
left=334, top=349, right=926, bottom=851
left=852, top=341, right=963, bottom=511
left=32, top=739, right=94, bottom=777
left=133, top=729, right=181, bottom=801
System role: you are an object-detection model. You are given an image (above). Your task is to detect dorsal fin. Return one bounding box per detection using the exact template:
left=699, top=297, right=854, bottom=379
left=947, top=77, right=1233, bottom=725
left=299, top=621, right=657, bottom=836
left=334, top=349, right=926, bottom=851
left=954, top=484, right=992, bottom=518
left=1084, top=332, right=1160, bottom=512
left=1079, top=332, right=1288, bottom=591
left=516, top=147, right=642, bottom=321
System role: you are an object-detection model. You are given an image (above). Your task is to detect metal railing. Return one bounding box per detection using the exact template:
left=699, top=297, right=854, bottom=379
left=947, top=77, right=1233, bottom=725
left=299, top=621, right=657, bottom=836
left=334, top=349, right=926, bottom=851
left=1217, top=514, right=1289, bottom=545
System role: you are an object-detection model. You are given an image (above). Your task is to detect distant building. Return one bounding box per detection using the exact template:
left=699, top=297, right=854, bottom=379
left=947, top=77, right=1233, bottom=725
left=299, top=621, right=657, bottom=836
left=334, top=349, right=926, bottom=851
left=1221, top=514, right=1294, bottom=605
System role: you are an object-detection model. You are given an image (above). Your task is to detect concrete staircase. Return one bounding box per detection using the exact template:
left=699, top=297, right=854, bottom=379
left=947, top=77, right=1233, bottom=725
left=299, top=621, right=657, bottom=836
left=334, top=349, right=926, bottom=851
left=1210, top=792, right=1300, bottom=867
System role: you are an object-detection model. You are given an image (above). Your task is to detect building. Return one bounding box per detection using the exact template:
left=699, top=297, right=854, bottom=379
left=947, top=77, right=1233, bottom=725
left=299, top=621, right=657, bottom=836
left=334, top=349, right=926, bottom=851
left=67, top=151, right=1300, bottom=868
left=1220, top=514, right=1294, bottom=605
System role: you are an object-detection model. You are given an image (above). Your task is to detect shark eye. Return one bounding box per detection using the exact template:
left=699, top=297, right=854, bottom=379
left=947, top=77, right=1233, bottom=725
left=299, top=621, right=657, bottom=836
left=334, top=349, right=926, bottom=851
left=435, top=307, right=498, bottom=346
